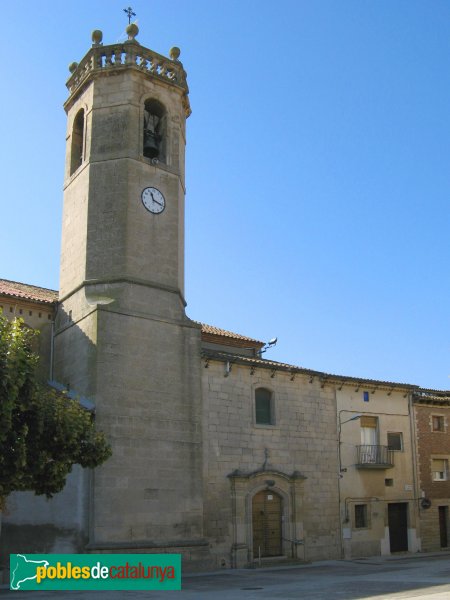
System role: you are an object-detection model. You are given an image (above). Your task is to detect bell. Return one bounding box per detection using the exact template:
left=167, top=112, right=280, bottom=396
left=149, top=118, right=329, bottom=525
left=144, top=130, right=159, bottom=159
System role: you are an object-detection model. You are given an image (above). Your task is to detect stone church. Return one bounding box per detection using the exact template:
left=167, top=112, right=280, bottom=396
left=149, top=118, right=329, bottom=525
left=1, top=25, right=449, bottom=573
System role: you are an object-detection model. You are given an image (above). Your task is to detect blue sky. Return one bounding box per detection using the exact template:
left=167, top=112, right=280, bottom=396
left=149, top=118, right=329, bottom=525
left=2, top=1, right=449, bottom=390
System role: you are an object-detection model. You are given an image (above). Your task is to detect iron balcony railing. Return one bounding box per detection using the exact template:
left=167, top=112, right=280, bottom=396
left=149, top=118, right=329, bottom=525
left=356, top=445, right=394, bottom=468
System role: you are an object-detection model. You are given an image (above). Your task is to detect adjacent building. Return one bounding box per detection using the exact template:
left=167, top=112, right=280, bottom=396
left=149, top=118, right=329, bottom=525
left=337, top=384, right=420, bottom=558
left=413, top=391, right=450, bottom=551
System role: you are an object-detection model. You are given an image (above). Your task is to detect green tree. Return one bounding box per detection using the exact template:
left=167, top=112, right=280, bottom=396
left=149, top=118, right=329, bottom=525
left=0, top=313, right=111, bottom=508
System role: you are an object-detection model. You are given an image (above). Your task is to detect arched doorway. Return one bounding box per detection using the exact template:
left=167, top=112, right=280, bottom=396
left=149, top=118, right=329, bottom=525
left=252, top=490, right=282, bottom=557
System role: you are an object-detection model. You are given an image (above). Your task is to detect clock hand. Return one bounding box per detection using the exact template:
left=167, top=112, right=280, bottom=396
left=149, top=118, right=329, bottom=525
left=150, top=192, right=163, bottom=207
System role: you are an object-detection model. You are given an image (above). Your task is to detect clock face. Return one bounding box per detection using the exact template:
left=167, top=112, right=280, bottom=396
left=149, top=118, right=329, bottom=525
left=141, top=187, right=165, bottom=214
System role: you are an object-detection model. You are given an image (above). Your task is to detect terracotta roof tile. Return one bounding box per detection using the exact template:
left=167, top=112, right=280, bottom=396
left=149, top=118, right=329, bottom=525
left=0, top=279, right=58, bottom=304
left=197, top=322, right=264, bottom=346
left=413, top=391, right=450, bottom=403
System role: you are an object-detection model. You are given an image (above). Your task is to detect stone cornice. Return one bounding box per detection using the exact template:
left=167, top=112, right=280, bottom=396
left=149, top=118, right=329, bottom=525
left=201, top=349, right=421, bottom=393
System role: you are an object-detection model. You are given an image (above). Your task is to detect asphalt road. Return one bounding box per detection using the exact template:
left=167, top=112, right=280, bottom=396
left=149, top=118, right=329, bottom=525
left=3, top=553, right=450, bottom=600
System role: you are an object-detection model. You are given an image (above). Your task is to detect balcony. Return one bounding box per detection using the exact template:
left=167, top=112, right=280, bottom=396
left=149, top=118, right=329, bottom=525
left=356, top=445, right=394, bottom=469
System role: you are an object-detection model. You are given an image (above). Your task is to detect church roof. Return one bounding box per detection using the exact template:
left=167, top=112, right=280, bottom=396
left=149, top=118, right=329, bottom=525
left=0, top=278, right=58, bottom=304
left=2, top=279, right=447, bottom=393
left=198, top=322, right=264, bottom=347
left=202, top=350, right=450, bottom=394
left=201, top=348, right=420, bottom=392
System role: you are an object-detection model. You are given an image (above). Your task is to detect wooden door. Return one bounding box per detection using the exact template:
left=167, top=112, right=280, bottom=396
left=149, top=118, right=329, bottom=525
left=439, top=506, right=448, bottom=548
left=388, top=503, right=408, bottom=552
left=252, top=490, right=282, bottom=558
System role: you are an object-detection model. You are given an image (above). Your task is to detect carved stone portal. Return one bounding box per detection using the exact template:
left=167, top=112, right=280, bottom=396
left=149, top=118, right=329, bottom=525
left=227, top=468, right=307, bottom=568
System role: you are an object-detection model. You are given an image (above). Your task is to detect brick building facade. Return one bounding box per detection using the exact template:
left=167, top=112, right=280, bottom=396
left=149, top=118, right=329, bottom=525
left=413, top=393, right=450, bottom=551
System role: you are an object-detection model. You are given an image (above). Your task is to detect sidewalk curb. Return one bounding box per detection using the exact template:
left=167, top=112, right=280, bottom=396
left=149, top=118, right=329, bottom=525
left=1, top=550, right=449, bottom=589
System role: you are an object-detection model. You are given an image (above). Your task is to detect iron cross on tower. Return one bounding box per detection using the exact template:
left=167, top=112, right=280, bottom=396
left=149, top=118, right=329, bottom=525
left=123, top=6, right=136, bottom=24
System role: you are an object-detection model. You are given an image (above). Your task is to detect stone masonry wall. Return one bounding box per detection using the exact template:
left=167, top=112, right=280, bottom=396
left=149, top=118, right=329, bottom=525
left=202, top=359, right=340, bottom=566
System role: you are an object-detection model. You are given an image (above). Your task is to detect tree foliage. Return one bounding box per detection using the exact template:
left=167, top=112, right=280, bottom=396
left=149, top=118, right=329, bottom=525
left=0, top=313, right=111, bottom=508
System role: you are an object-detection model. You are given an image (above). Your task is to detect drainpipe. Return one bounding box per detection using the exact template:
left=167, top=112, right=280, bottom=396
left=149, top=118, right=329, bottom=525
left=409, top=391, right=421, bottom=551
left=335, top=388, right=345, bottom=559
left=49, top=302, right=59, bottom=381
left=49, top=319, right=54, bottom=381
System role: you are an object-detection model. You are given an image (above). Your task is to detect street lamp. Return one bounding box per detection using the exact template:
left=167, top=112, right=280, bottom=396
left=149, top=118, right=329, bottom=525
left=338, top=413, right=362, bottom=473
left=260, top=337, right=278, bottom=354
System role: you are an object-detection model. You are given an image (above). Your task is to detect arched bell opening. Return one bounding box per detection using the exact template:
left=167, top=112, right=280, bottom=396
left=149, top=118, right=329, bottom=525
left=70, top=109, right=84, bottom=175
left=143, top=99, right=167, bottom=163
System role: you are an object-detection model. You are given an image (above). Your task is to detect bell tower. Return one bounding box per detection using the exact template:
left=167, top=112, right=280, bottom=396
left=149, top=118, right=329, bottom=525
left=60, top=25, right=189, bottom=301
left=55, top=25, right=208, bottom=564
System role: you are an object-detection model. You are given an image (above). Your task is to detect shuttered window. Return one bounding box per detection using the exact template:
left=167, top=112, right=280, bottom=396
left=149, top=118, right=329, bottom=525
left=360, top=416, right=377, bottom=428
left=432, top=416, right=445, bottom=432
left=432, top=459, right=448, bottom=481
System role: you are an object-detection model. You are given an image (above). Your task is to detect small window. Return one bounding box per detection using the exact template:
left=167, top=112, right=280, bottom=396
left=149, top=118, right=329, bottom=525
left=432, top=416, right=445, bottom=432
left=385, top=478, right=394, bottom=487
left=387, top=432, right=403, bottom=451
left=432, top=459, right=448, bottom=481
left=354, top=504, right=368, bottom=528
left=255, top=388, right=273, bottom=425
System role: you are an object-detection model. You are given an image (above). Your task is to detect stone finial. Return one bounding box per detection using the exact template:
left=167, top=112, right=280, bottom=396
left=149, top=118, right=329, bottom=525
left=169, top=47, right=181, bottom=61
left=126, top=23, right=139, bottom=41
left=91, top=30, right=103, bottom=46
left=68, top=62, right=78, bottom=74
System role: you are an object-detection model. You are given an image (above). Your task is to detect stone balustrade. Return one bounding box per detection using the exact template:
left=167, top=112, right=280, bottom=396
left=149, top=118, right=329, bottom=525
left=67, top=42, right=188, bottom=96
